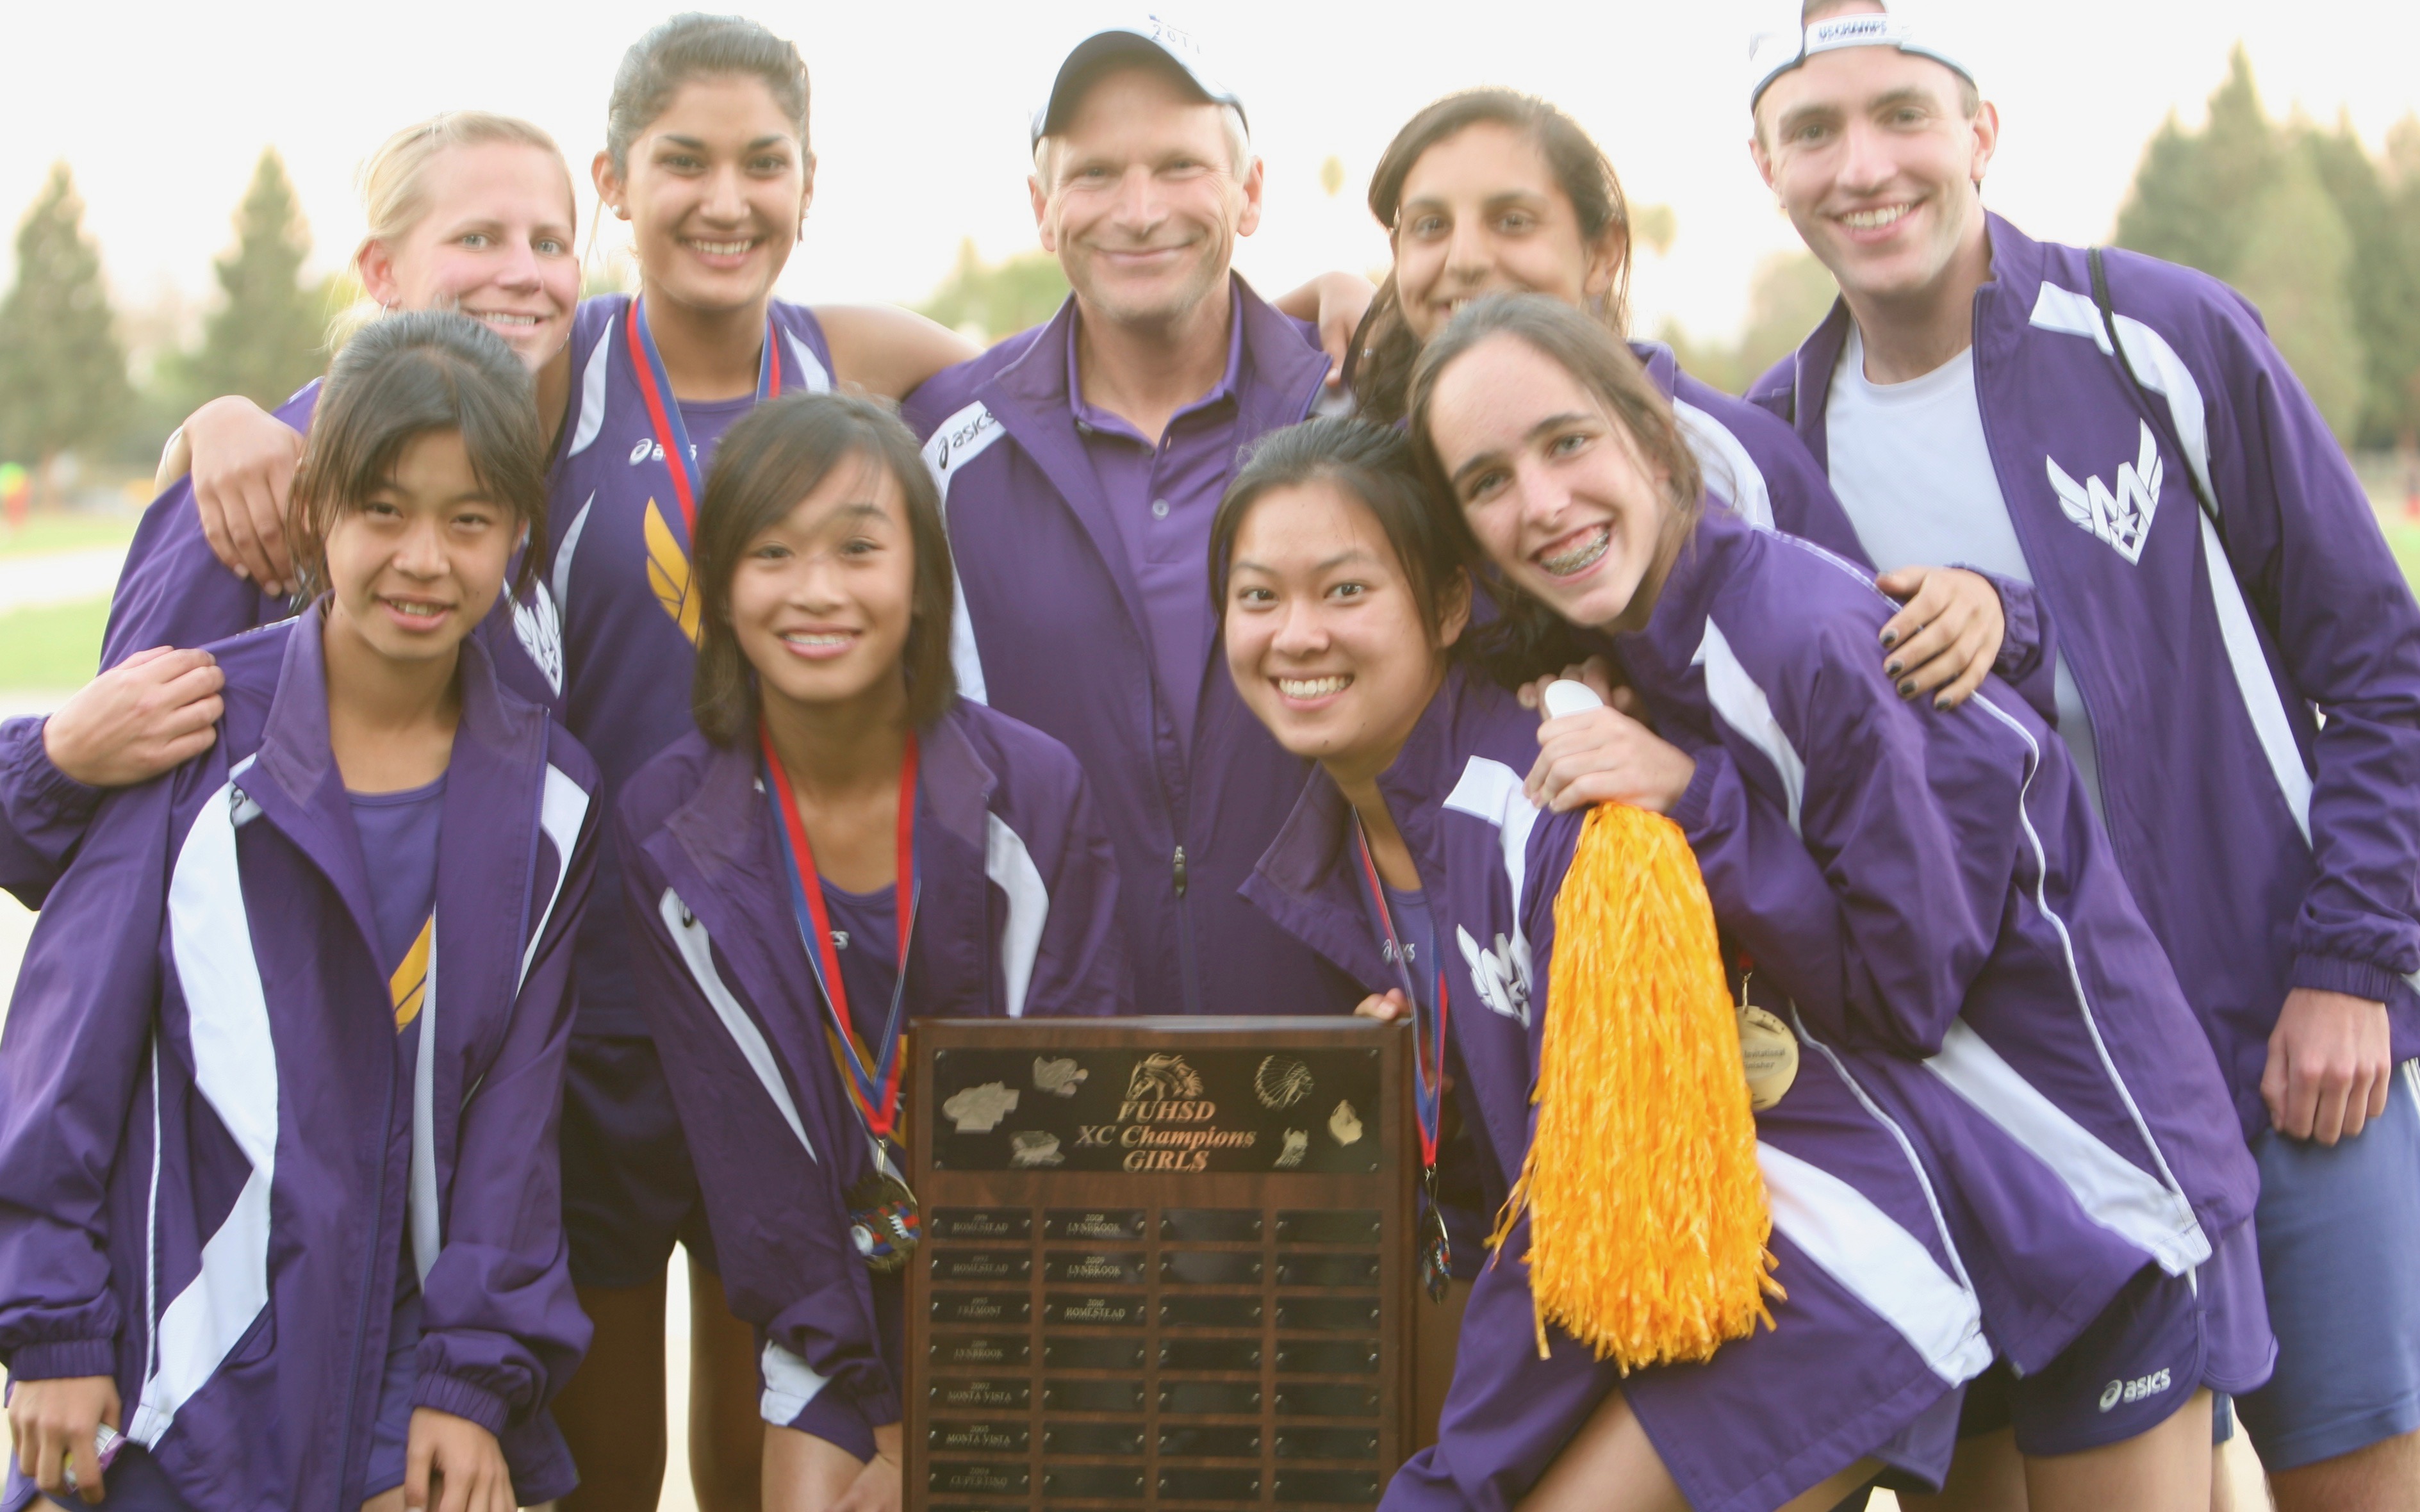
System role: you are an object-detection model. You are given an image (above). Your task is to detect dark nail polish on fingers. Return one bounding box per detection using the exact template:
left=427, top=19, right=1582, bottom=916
left=1879, top=629, right=1898, bottom=649
left=1898, top=679, right=1917, bottom=698
left=1933, top=695, right=1952, bottom=712
left=1884, top=660, right=1903, bottom=677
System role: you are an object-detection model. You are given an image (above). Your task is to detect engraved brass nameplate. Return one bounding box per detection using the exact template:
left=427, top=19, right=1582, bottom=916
left=907, top=1019, right=1412, bottom=1511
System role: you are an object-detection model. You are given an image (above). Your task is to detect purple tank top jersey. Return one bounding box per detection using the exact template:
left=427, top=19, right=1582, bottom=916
left=543, top=294, right=835, bottom=1035
left=819, top=877, right=901, bottom=1048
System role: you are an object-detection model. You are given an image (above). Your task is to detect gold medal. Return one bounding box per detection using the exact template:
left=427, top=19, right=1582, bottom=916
left=1735, top=983, right=1799, bottom=1112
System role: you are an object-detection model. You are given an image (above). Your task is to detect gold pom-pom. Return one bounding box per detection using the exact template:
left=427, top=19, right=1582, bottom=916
left=1492, top=803, right=1782, bottom=1371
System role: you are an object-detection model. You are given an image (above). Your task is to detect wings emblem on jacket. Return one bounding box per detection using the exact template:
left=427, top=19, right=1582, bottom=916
left=1456, top=925, right=1532, bottom=1029
left=2046, top=420, right=2163, bottom=565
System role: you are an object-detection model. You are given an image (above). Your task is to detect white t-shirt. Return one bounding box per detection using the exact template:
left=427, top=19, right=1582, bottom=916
left=1824, top=325, right=2105, bottom=815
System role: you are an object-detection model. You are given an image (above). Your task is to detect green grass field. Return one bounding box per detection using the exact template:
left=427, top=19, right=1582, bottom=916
left=0, top=598, right=109, bottom=689
left=0, top=514, right=142, bottom=559
left=2380, top=512, right=2420, bottom=588
left=0, top=502, right=2416, bottom=697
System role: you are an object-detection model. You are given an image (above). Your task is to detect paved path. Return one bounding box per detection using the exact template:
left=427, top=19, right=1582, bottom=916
left=0, top=544, right=127, bottom=616
left=0, top=691, right=67, bottom=719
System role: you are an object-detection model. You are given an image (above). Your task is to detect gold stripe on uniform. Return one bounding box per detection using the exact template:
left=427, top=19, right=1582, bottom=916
left=390, top=915, right=433, bottom=1030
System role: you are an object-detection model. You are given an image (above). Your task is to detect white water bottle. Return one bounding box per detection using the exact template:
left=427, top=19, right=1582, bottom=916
left=1541, top=678, right=1606, bottom=720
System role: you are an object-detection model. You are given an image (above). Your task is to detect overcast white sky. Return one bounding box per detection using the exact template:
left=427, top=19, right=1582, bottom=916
left=6, top=1, right=2417, bottom=349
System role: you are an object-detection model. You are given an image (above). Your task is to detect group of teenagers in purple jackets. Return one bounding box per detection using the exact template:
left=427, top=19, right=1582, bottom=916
left=3, top=2, right=2417, bottom=1510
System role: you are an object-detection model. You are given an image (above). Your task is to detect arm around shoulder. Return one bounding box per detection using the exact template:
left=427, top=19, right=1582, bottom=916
left=818, top=304, right=982, bottom=404
left=0, top=716, right=103, bottom=909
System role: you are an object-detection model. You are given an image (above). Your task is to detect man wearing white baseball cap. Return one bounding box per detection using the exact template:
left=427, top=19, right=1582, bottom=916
left=901, top=19, right=1376, bottom=1034
left=1745, top=4, right=2420, bottom=1510
left=1028, top=14, right=1244, bottom=144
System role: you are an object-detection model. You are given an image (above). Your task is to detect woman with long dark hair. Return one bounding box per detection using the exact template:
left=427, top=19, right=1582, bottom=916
left=1402, top=295, right=2267, bottom=1509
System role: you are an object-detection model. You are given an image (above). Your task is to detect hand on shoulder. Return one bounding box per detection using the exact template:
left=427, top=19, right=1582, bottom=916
left=181, top=394, right=306, bottom=595
left=42, top=647, right=224, bottom=788
left=1874, top=564, right=2004, bottom=711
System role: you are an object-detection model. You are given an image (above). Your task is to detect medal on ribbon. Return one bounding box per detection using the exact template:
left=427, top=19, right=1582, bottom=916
left=1733, top=963, right=1799, bottom=1112
left=1354, top=824, right=1454, bottom=1304
left=762, top=727, right=923, bottom=1273
left=626, top=299, right=784, bottom=643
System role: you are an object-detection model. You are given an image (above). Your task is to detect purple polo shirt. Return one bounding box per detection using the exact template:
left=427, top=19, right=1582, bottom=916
left=1065, top=297, right=1247, bottom=751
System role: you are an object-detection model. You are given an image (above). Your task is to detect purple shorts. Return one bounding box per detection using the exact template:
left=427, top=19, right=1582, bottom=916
left=561, top=1033, right=719, bottom=1288
left=2237, top=1062, right=2420, bottom=1469
left=1960, top=1217, right=2273, bottom=1456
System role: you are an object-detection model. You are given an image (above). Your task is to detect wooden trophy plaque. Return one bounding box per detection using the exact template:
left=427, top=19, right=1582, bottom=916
left=906, top=1016, right=1413, bottom=1511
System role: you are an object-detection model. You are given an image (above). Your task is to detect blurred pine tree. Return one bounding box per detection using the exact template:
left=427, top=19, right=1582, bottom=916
left=2116, top=46, right=2278, bottom=282
left=179, top=148, right=329, bottom=413
left=917, top=239, right=1070, bottom=345
left=2236, top=146, right=2366, bottom=444
left=2115, top=49, right=2420, bottom=448
left=0, top=163, right=132, bottom=504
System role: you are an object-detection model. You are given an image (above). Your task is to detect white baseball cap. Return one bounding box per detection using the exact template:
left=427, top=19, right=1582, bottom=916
left=1031, top=15, right=1245, bottom=148
left=1748, top=3, right=1975, bottom=112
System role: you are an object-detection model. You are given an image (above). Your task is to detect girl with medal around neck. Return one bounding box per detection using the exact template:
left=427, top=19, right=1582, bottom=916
left=617, top=391, right=1128, bottom=1512
left=1219, top=416, right=2001, bottom=1512
left=145, top=50, right=978, bottom=1491
left=1404, top=296, right=2269, bottom=1511
left=542, top=19, right=979, bottom=1510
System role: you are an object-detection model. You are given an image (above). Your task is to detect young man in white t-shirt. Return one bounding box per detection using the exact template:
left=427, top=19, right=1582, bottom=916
left=1747, top=5, right=2420, bottom=1511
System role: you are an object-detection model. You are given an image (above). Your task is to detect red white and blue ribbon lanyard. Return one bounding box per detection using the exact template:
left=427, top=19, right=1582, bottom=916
left=759, top=727, right=923, bottom=1270
left=625, top=297, right=783, bottom=538
left=1354, top=821, right=1454, bottom=1302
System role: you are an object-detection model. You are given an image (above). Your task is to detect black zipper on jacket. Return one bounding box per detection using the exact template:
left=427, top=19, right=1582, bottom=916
left=1162, top=787, right=1201, bottom=1014
left=1152, top=664, right=1200, bottom=1014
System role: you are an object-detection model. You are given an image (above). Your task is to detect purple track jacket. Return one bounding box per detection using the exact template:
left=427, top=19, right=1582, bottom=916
left=901, top=279, right=1362, bottom=1019
left=1248, top=668, right=1986, bottom=1512
left=1623, top=503, right=2261, bottom=1370
left=0, top=606, right=598, bottom=1510
left=616, top=700, right=1128, bottom=1453
left=1752, top=215, right=2420, bottom=1135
